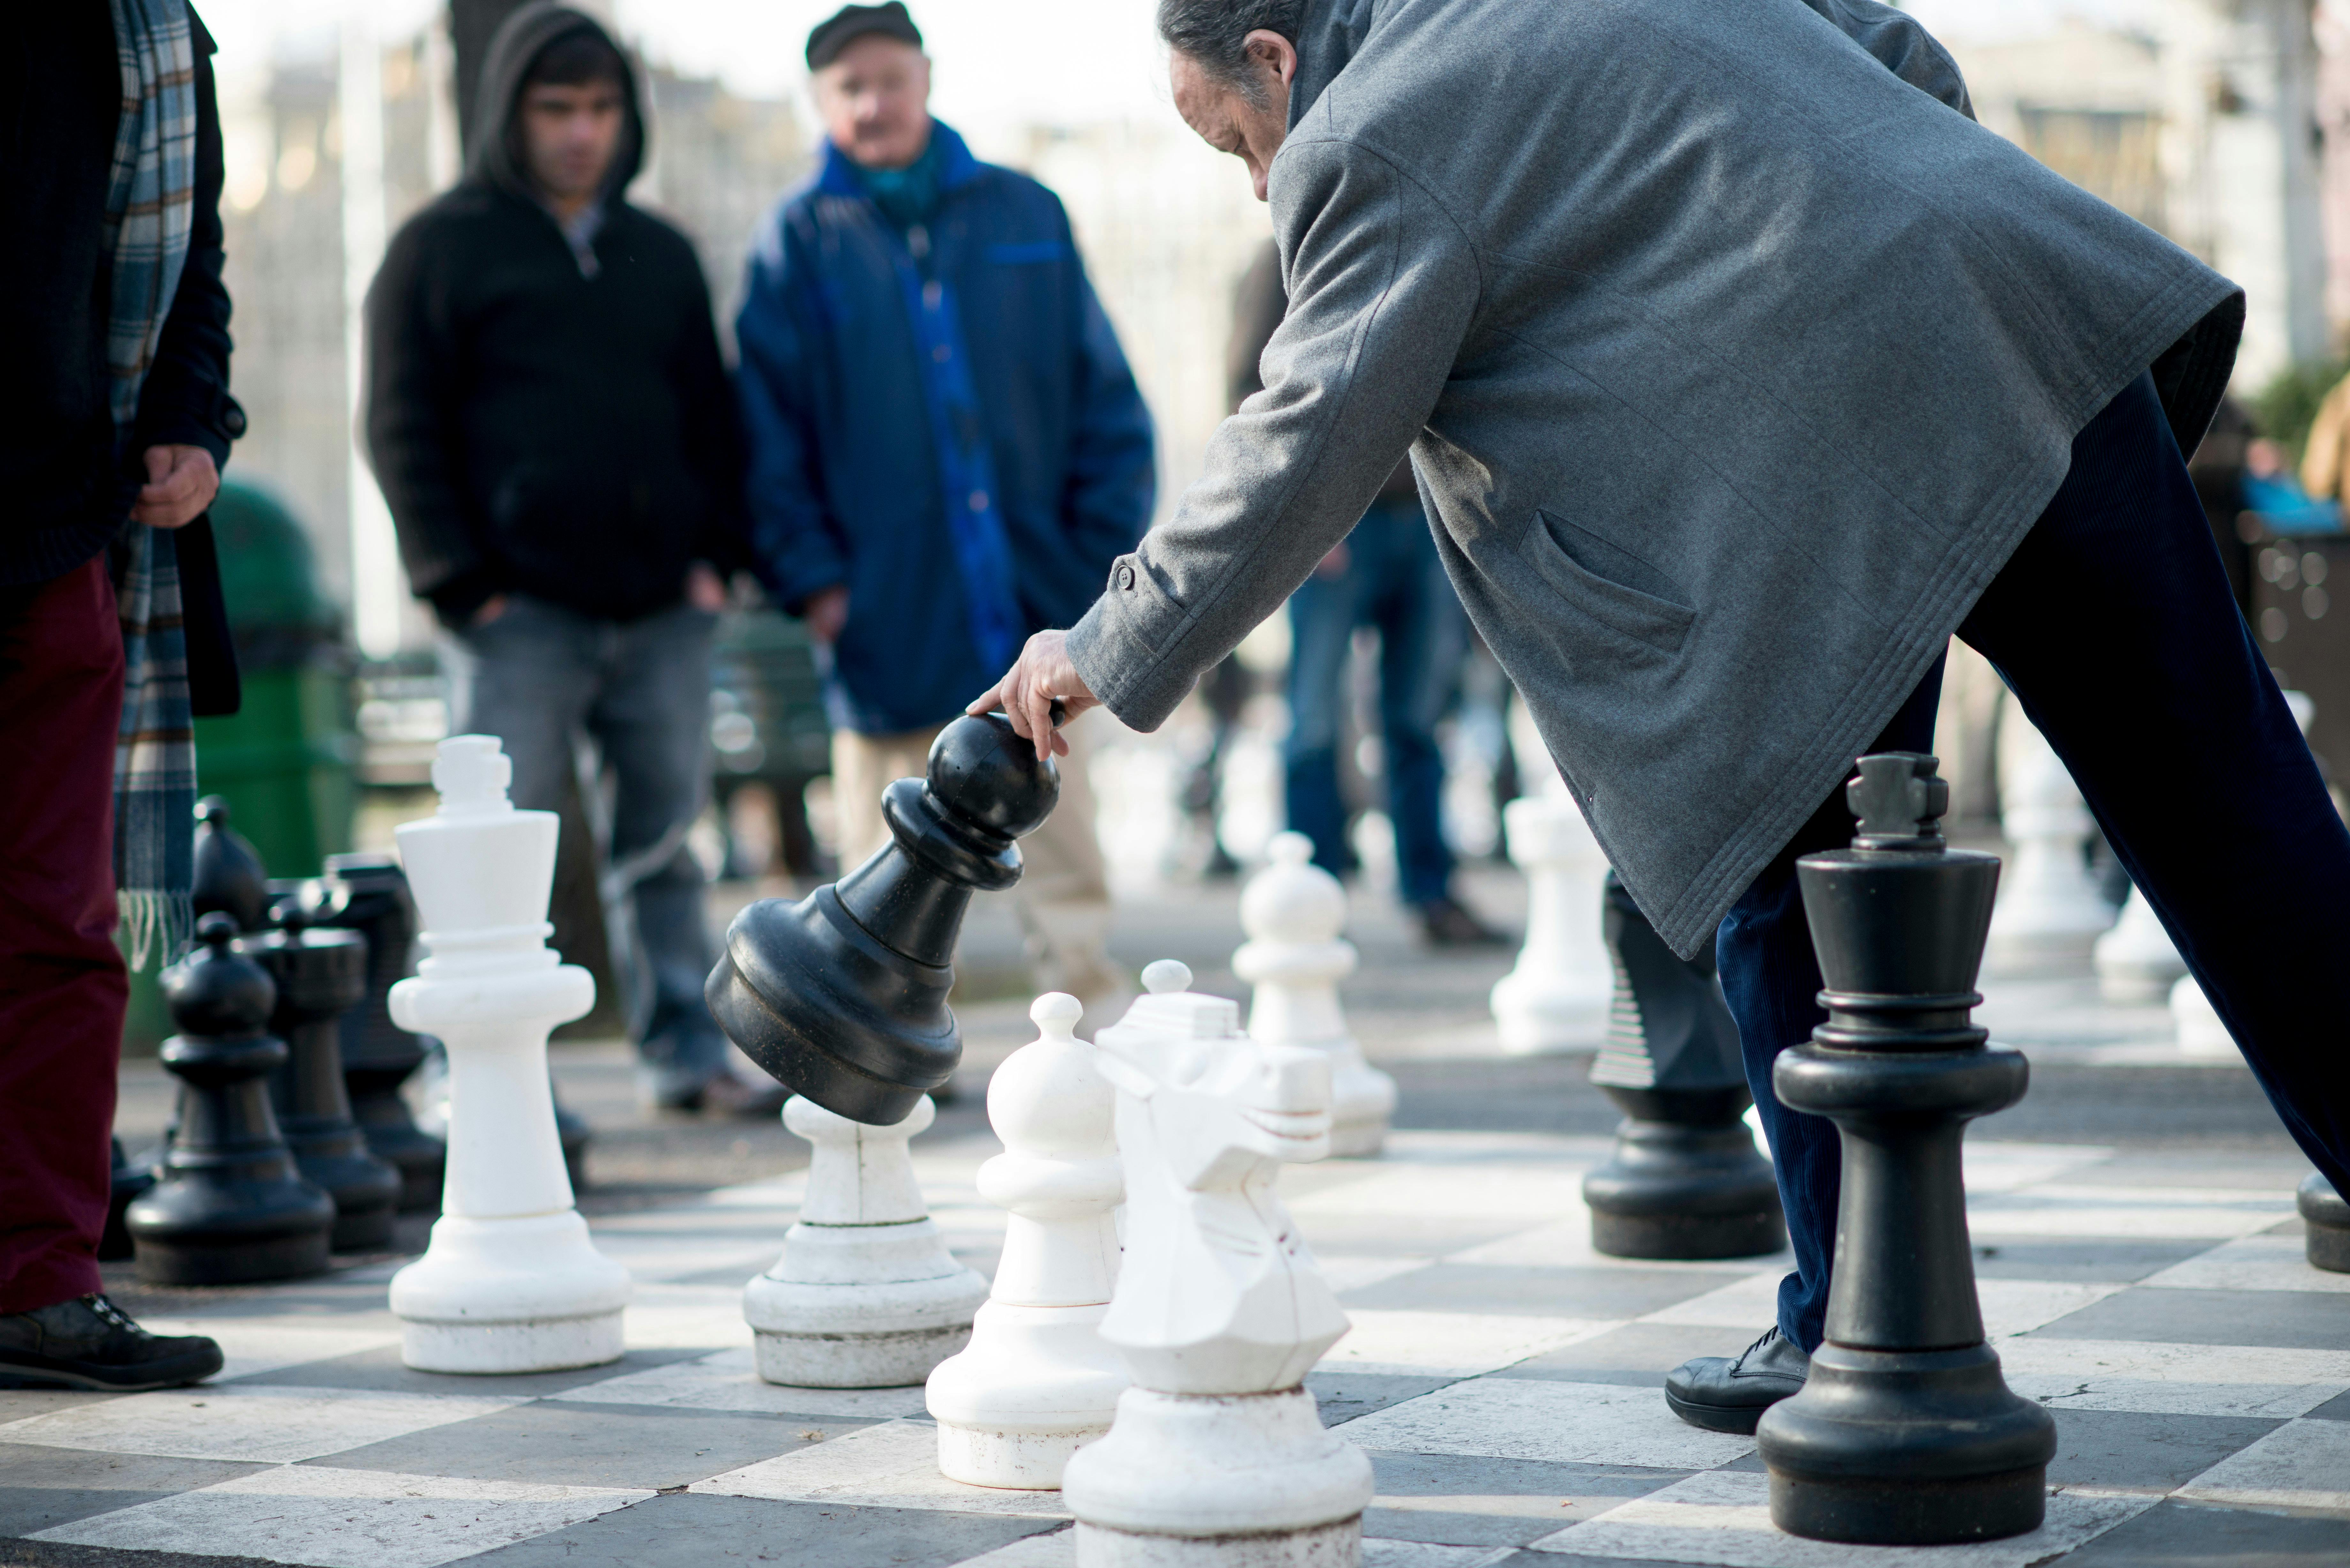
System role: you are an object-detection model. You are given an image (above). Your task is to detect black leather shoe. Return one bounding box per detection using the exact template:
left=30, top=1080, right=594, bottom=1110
left=0, top=1295, right=224, bottom=1391
left=1664, top=1326, right=1808, bottom=1434
left=1416, top=895, right=1512, bottom=947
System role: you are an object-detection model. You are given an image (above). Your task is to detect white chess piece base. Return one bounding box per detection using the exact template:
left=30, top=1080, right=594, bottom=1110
left=2171, top=974, right=2241, bottom=1061
left=391, top=1213, right=628, bottom=1372
left=929, top=1299, right=1127, bottom=1486
left=1065, top=1387, right=1374, bottom=1566
left=2094, top=888, right=2187, bottom=1005
left=1324, top=1046, right=1398, bottom=1159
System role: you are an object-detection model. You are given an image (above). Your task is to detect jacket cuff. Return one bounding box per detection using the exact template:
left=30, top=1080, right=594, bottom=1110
left=1064, top=552, right=1197, bottom=733
left=137, top=394, right=245, bottom=473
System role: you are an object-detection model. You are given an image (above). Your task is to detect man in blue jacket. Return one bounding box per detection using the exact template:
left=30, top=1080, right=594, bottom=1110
left=738, top=3, right=1156, bottom=1009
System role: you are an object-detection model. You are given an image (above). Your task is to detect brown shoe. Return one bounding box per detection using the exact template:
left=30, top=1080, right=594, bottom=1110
left=699, top=1071, right=791, bottom=1119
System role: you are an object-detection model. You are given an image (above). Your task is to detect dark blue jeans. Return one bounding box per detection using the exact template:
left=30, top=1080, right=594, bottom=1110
left=1719, top=373, right=2350, bottom=1352
left=1285, top=496, right=1470, bottom=907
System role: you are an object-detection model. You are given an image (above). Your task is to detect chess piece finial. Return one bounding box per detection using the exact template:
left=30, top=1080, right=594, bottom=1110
left=1761, top=752, right=2054, bottom=1544
left=927, top=991, right=1128, bottom=1486
left=126, top=914, right=336, bottom=1284
left=710, top=712, right=1061, bottom=1125
left=1234, top=831, right=1396, bottom=1157
left=192, top=797, right=271, bottom=932
left=1846, top=751, right=1948, bottom=853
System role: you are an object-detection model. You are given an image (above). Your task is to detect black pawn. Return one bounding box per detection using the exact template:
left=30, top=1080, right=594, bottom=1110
left=2299, top=1172, right=2350, bottom=1272
left=1758, top=754, right=2055, bottom=1545
left=709, top=712, right=1058, bottom=1125
left=99, top=1138, right=155, bottom=1262
left=245, top=896, right=402, bottom=1251
left=192, top=796, right=270, bottom=931
left=317, top=854, right=445, bottom=1211
left=126, top=914, right=336, bottom=1285
left=1583, top=875, right=1784, bottom=1260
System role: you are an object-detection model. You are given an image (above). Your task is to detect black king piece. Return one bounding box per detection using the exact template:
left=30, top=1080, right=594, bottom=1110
left=1757, top=752, right=2055, bottom=1545
left=707, top=711, right=1059, bottom=1125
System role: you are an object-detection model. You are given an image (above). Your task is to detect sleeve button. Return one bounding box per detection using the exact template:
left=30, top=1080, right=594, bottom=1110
left=1116, top=565, right=1136, bottom=591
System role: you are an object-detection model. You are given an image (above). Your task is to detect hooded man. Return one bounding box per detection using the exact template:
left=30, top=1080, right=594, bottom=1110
left=365, top=4, right=772, bottom=1116
left=977, top=0, right=2350, bottom=1435
left=735, top=3, right=1156, bottom=1012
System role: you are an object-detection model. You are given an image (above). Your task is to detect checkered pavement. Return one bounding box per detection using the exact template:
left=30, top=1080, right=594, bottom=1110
left=4, top=1128, right=2346, bottom=1568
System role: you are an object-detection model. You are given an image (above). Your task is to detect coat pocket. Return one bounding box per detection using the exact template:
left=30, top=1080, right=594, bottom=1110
left=1520, top=510, right=1696, bottom=656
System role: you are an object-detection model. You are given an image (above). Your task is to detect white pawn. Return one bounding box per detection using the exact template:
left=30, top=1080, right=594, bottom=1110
left=2094, top=885, right=2186, bottom=1004
left=1233, top=832, right=1397, bottom=1157
left=745, top=1094, right=989, bottom=1388
left=2171, top=974, right=2240, bottom=1060
left=927, top=993, right=1127, bottom=1488
left=1492, top=793, right=1612, bottom=1052
left=388, top=736, right=630, bottom=1373
left=1986, top=701, right=2115, bottom=975
left=1064, top=960, right=1373, bottom=1567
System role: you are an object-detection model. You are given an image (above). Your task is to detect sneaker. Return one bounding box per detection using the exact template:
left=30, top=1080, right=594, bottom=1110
left=1415, top=894, right=1512, bottom=947
left=0, top=1295, right=224, bottom=1392
left=1664, top=1326, right=1809, bottom=1434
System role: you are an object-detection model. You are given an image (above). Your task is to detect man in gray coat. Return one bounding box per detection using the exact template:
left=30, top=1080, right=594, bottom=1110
left=975, top=0, right=2350, bottom=1434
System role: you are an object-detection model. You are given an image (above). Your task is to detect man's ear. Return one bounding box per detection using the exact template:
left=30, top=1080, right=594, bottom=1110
left=1243, top=29, right=1298, bottom=87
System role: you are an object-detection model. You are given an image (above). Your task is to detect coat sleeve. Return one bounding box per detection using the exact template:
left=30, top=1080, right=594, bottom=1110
left=364, top=217, right=500, bottom=624
left=134, top=15, right=243, bottom=467
left=1057, top=228, right=1157, bottom=584
left=735, top=217, right=850, bottom=614
left=1798, top=0, right=1975, bottom=119
left=1065, top=139, right=1478, bottom=730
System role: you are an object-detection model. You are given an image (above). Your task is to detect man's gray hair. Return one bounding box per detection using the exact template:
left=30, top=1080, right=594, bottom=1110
left=1157, top=0, right=1309, bottom=104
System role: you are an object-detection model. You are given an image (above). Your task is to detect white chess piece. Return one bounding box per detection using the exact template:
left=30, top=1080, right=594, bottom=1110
left=927, top=993, right=1127, bottom=1488
left=1063, top=960, right=1374, bottom=1566
left=745, top=1094, right=989, bottom=1388
left=2094, top=886, right=2186, bottom=1004
left=388, top=735, right=630, bottom=1373
left=1233, top=832, right=1397, bottom=1157
left=1986, top=700, right=2115, bottom=974
left=1492, top=793, right=1612, bottom=1052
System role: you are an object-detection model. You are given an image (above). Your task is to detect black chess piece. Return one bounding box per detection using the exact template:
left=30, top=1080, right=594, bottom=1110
left=191, top=796, right=270, bottom=932
left=709, top=711, right=1059, bottom=1125
left=553, top=1089, right=591, bottom=1193
left=99, top=1138, right=155, bottom=1262
left=2299, top=1172, right=2350, bottom=1272
left=317, top=854, right=445, bottom=1211
left=245, top=896, right=403, bottom=1251
left=126, top=914, right=336, bottom=1285
left=1583, top=875, right=1784, bottom=1260
left=1757, top=753, right=2055, bottom=1545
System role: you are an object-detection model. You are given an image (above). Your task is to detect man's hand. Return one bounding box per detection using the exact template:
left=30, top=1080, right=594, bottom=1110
left=967, top=629, right=1098, bottom=760
left=686, top=562, right=728, bottom=612
left=802, top=583, right=850, bottom=644
left=471, top=594, right=510, bottom=628
left=130, top=445, right=219, bottom=530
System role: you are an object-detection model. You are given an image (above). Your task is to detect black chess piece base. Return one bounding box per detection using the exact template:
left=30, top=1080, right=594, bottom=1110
left=351, top=1073, right=446, bottom=1211
left=2300, top=1172, right=2350, bottom=1272
left=99, top=1139, right=155, bottom=1263
left=1584, top=1087, right=1784, bottom=1260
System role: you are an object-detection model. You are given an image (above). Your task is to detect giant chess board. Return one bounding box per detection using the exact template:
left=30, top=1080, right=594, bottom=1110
left=4, top=1128, right=2345, bottom=1568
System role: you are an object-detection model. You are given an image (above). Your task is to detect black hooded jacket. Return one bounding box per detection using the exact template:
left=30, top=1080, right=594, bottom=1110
left=363, top=4, right=747, bottom=626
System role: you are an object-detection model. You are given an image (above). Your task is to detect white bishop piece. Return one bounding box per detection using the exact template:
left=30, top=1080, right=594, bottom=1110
left=388, top=735, right=630, bottom=1372
left=1063, top=960, right=1373, bottom=1567
left=927, top=993, right=1127, bottom=1488
left=745, top=1095, right=989, bottom=1388
left=1986, top=702, right=2115, bottom=975
left=1492, top=792, right=1612, bottom=1053
left=1233, top=832, right=1397, bottom=1157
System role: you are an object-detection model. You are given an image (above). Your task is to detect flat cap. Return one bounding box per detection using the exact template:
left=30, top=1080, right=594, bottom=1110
left=807, top=3, right=922, bottom=70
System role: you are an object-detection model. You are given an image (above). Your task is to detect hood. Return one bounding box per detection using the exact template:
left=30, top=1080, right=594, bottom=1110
left=1286, top=0, right=1384, bottom=132
left=468, top=2, right=646, bottom=204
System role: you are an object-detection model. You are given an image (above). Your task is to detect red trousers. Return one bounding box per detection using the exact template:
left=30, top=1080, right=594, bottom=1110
left=0, top=556, right=126, bottom=1313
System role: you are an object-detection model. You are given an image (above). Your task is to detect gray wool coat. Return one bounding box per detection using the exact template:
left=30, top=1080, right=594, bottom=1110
left=1063, top=0, right=2243, bottom=958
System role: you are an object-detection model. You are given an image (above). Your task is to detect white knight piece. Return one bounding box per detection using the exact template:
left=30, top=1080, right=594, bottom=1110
left=387, top=735, right=631, bottom=1373
left=1233, top=832, right=1397, bottom=1157
left=1062, top=961, right=1374, bottom=1566
left=927, top=993, right=1127, bottom=1488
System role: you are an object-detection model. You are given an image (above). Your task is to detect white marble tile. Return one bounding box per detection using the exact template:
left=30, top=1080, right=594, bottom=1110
left=1999, top=1338, right=2350, bottom=1418
left=1636, top=1273, right=1782, bottom=1328
left=2139, top=1233, right=2350, bottom=1294
left=1447, top=1217, right=1788, bottom=1274
left=32, top=1463, right=645, bottom=1568
left=1959, top=1141, right=2118, bottom=1194
left=693, top=1417, right=1069, bottom=1517
left=2174, top=1417, right=2350, bottom=1513
left=1322, top=1311, right=1617, bottom=1377
left=547, top=1345, right=930, bottom=1416
left=1288, top=1165, right=1593, bottom=1222
left=941, top=1532, right=1509, bottom=1568
left=139, top=1320, right=400, bottom=1383
left=619, top=1284, right=756, bottom=1350
left=1638, top=1277, right=2123, bottom=1340
left=587, top=1233, right=781, bottom=1282
left=0, top=1383, right=526, bottom=1464
left=1964, top=1186, right=2296, bottom=1240
left=1524, top=1467, right=2153, bottom=1565
left=943, top=1529, right=1075, bottom=1567
left=1319, top=1255, right=1440, bottom=1293
left=1338, top=1377, right=1754, bottom=1472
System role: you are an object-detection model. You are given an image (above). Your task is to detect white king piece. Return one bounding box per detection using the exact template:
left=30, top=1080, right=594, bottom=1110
left=1062, top=960, right=1374, bottom=1566
left=388, top=736, right=630, bottom=1372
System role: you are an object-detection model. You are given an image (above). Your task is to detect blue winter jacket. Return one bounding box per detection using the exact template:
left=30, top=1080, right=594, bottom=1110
left=736, top=123, right=1156, bottom=734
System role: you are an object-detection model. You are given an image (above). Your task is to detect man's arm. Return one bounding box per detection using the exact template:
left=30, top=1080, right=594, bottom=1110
left=735, top=221, right=850, bottom=616
left=364, top=221, right=498, bottom=625
left=1060, top=139, right=1478, bottom=732
left=1058, top=251, right=1157, bottom=578
left=672, top=254, right=755, bottom=582
left=1796, top=0, right=1974, bottom=119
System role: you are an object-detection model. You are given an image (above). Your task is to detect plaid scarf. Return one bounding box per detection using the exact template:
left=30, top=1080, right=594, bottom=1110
left=105, top=0, right=200, bottom=969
